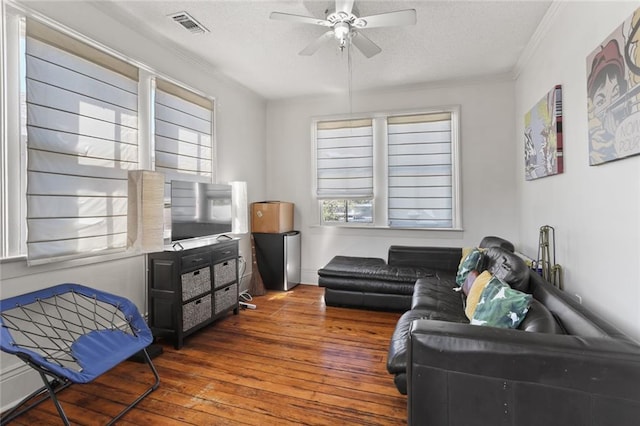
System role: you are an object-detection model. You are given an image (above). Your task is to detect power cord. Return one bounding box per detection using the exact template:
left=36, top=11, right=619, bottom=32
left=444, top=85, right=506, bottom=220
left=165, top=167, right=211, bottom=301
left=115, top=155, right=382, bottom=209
left=237, top=256, right=247, bottom=281
left=239, top=291, right=256, bottom=310
left=239, top=291, right=253, bottom=303
left=237, top=256, right=256, bottom=309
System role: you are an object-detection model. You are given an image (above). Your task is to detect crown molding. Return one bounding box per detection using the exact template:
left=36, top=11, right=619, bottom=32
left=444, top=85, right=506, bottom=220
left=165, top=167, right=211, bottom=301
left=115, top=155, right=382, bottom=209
left=512, top=1, right=566, bottom=80
left=268, top=71, right=516, bottom=105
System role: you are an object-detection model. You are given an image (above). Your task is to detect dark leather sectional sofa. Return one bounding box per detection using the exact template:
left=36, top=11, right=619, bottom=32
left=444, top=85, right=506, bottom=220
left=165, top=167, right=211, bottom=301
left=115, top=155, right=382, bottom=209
left=318, top=236, right=516, bottom=311
left=318, top=237, right=640, bottom=425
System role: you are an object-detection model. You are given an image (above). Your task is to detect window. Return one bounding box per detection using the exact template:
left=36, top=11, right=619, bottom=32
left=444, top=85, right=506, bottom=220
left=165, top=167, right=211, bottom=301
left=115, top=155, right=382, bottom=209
left=0, top=10, right=217, bottom=262
left=315, top=118, right=373, bottom=224
left=25, top=20, right=139, bottom=263
left=314, top=108, right=460, bottom=229
left=154, top=79, right=213, bottom=184
left=387, top=112, right=455, bottom=228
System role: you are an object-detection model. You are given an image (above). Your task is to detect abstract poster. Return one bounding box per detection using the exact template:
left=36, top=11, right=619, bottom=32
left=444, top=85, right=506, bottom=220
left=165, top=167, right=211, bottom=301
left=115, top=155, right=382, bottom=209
left=587, top=8, right=640, bottom=165
left=524, top=85, right=563, bottom=180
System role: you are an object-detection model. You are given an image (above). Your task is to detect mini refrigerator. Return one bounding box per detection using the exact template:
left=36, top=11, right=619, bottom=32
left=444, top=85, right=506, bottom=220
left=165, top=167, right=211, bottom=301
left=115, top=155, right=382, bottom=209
left=253, top=231, right=301, bottom=291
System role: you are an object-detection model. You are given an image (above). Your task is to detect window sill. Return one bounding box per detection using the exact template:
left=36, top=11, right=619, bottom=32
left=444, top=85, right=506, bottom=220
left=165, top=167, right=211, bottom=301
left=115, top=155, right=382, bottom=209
left=0, top=249, right=145, bottom=281
left=310, top=224, right=464, bottom=232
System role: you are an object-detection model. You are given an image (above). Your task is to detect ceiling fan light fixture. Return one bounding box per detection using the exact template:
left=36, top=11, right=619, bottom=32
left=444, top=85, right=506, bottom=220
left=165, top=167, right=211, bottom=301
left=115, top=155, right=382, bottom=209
left=270, top=0, right=416, bottom=58
left=334, top=22, right=350, bottom=41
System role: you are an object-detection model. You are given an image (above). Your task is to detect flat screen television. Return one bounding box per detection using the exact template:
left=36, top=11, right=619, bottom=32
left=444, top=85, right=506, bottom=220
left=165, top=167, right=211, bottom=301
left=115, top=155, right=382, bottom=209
left=170, top=180, right=233, bottom=243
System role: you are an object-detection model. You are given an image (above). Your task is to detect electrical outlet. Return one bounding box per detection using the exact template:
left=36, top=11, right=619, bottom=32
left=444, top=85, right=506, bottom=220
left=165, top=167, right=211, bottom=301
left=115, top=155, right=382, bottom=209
left=574, top=294, right=582, bottom=304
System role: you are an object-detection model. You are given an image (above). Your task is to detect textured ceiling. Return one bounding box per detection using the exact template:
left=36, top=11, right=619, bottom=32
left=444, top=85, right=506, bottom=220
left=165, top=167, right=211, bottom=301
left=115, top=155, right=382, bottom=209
left=96, top=0, right=552, bottom=100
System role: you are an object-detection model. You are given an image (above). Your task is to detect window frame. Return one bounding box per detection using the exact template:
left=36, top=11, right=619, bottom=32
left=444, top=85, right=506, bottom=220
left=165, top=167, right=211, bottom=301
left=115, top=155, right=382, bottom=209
left=1, top=8, right=28, bottom=260
left=312, top=106, right=462, bottom=230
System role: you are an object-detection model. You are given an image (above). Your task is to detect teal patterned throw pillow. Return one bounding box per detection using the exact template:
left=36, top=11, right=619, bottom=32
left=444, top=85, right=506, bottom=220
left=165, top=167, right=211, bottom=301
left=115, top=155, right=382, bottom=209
left=471, top=277, right=532, bottom=329
left=456, top=248, right=483, bottom=286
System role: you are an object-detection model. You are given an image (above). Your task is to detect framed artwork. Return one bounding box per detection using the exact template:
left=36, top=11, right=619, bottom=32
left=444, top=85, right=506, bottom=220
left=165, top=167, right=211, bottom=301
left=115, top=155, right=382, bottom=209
left=524, top=85, right=563, bottom=180
left=587, top=7, right=640, bottom=165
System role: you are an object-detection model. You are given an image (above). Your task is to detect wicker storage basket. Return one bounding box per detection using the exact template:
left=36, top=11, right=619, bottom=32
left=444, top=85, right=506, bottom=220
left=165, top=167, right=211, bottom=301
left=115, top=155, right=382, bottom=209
left=215, top=283, right=237, bottom=314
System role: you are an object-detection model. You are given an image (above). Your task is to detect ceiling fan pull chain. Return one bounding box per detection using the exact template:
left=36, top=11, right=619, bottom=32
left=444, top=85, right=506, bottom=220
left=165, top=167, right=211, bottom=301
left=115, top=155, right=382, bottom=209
left=348, top=39, right=353, bottom=117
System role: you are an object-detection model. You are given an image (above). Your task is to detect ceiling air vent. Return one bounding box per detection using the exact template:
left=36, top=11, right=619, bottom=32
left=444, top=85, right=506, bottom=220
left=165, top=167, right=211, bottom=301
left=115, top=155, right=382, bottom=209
left=169, top=12, right=209, bottom=34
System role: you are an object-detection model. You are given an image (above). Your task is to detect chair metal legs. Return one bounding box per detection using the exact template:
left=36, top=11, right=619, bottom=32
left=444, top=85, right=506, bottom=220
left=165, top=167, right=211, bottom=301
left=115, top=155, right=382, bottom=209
left=1, top=348, right=160, bottom=425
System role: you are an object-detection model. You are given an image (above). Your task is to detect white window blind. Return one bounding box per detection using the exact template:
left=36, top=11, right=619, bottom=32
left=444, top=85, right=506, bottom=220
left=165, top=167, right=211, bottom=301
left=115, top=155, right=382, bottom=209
left=154, top=80, right=213, bottom=243
left=154, top=79, right=213, bottom=184
left=387, top=113, right=453, bottom=228
left=316, top=118, right=373, bottom=199
left=25, top=21, right=139, bottom=263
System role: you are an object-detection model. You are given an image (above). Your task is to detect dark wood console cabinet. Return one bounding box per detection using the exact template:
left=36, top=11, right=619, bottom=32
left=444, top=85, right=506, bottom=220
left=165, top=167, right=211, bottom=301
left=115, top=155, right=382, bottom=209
left=147, top=239, right=239, bottom=349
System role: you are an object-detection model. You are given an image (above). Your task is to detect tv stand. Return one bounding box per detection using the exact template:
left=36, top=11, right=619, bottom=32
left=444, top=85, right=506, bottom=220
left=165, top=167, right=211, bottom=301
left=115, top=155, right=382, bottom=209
left=147, top=239, right=239, bottom=349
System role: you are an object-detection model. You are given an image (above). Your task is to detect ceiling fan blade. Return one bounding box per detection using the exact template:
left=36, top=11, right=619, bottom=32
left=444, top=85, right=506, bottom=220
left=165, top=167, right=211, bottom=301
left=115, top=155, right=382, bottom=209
left=270, top=12, right=331, bottom=27
left=351, top=32, right=382, bottom=58
left=299, top=30, right=335, bottom=56
left=335, top=0, right=355, bottom=15
left=356, top=9, right=417, bottom=29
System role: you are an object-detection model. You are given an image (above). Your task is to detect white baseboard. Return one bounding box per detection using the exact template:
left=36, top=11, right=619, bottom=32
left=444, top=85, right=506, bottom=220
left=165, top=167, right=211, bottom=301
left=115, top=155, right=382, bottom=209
left=301, top=268, right=319, bottom=286
left=0, top=359, right=43, bottom=413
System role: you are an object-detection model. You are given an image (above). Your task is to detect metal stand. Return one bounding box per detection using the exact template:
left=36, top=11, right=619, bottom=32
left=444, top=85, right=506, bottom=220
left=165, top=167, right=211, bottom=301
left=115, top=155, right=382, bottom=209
left=536, top=225, right=563, bottom=289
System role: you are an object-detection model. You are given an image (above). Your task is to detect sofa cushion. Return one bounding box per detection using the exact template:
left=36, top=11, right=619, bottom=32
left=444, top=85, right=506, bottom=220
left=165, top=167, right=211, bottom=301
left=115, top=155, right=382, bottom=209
left=482, top=247, right=530, bottom=292
left=318, top=256, right=385, bottom=277
left=518, top=298, right=563, bottom=333
left=458, top=247, right=475, bottom=266
left=470, top=277, right=532, bottom=328
left=387, top=246, right=462, bottom=271
left=323, top=287, right=412, bottom=311
left=388, top=309, right=432, bottom=374
left=318, top=275, right=416, bottom=295
left=387, top=305, right=468, bottom=394
left=461, top=270, right=479, bottom=296
left=464, top=271, right=493, bottom=318
left=455, top=248, right=484, bottom=286
left=318, top=255, right=435, bottom=283
left=411, top=275, right=467, bottom=315
left=479, top=236, right=515, bottom=252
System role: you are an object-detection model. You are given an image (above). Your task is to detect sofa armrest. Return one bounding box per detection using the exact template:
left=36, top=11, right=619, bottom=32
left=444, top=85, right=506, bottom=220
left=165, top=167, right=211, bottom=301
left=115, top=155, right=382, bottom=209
left=407, top=320, right=640, bottom=425
left=387, top=246, right=462, bottom=272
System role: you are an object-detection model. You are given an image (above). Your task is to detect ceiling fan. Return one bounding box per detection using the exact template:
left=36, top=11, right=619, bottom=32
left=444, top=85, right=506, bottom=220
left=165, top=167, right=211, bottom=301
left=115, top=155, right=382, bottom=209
left=270, top=0, right=416, bottom=58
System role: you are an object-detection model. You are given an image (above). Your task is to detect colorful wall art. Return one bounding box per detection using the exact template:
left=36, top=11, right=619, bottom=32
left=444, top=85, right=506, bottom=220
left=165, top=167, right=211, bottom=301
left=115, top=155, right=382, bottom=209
left=587, top=8, right=640, bottom=165
left=524, top=85, right=563, bottom=180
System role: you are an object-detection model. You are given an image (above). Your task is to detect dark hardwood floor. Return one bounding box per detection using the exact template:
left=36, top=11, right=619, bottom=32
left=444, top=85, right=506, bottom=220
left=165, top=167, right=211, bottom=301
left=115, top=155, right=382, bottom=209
left=8, top=285, right=407, bottom=425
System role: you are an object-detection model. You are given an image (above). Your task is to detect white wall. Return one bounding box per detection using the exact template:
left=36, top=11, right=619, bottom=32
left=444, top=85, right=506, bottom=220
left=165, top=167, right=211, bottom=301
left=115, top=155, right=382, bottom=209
left=266, top=77, right=520, bottom=284
left=515, top=2, right=640, bottom=341
left=0, top=0, right=266, bottom=410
